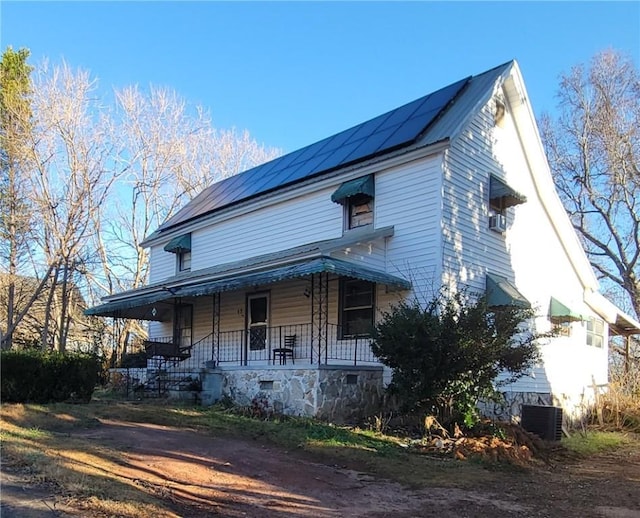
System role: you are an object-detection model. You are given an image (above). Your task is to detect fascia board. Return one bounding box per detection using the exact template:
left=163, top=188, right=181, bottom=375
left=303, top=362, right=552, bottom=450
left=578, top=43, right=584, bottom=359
left=505, top=61, right=599, bottom=291
left=584, top=290, right=640, bottom=332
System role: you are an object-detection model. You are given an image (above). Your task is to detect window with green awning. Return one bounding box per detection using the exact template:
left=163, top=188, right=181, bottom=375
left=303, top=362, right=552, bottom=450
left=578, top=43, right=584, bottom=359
left=489, top=175, right=527, bottom=210
left=331, top=175, right=375, bottom=204
left=164, top=233, right=191, bottom=254
left=486, top=273, right=531, bottom=308
left=549, top=297, right=585, bottom=323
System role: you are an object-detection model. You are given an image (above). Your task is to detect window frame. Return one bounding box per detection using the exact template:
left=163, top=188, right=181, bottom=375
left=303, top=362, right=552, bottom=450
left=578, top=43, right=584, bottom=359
left=345, top=194, right=374, bottom=230
left=586, top=317, right=605, bottom=348
left=173, top=303, right=193, bottom=348
left=178, top=250, right=192, bottom=273
left=338, top=278, right=375, bottom=339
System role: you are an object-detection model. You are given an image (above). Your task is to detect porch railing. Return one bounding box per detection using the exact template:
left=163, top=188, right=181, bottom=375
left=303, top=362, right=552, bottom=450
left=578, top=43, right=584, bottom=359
left=147, top=322, right=378, bottom=368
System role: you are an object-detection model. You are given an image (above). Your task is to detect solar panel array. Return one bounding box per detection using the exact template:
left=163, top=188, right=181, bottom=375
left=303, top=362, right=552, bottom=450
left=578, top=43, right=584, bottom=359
left=159, top=76, right=471, bottom=232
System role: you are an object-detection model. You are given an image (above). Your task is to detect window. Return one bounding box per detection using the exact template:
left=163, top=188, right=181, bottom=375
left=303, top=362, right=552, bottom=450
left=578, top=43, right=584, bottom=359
left=173, top=304, right=193, bottom=348
left=339, top=278, right=374, bottom=338
left=178, top=251, right=191, bottom=272
left=348, top=194, right=373, bottom=229
left=488, top=176, right=526, bottom=233
left=586, top=317, right=605, bottom=348
left=331, top=175, right=375, bottom=231
left=556, top=322, right=572, bottom=337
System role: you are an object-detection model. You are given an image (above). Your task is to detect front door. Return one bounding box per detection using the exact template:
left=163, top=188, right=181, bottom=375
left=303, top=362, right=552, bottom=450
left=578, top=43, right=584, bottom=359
left=246, top=293, right=269, bottom=361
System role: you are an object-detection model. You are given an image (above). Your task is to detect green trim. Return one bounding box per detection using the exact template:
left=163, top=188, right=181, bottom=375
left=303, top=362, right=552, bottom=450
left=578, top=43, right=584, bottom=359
left=84, top=292, right=174, bottom=321
left=490, top=176, right=526, bottom=208
left=549, top=297, right=584, bottom=323
left=486, top=273, right=530, bottom=308
left=331, top=175, right=375, bottom=204
left=85, top=257, right=411, bottom=321
left=164, top=233, right=191, bottom=253
left=178, top=257, right=411, bottom=298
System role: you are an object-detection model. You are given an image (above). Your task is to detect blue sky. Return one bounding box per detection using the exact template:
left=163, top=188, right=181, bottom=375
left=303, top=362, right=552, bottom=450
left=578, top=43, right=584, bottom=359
left=2, top=1, right=639, bottom=153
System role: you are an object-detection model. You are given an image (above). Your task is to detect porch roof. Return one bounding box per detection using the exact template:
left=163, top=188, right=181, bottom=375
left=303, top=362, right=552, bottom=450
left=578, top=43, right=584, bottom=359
left=178, top=256, right=411, bottom=298
left=85, top=256, right=410, bottom=320
left=84, top=292, right=175, bottom=321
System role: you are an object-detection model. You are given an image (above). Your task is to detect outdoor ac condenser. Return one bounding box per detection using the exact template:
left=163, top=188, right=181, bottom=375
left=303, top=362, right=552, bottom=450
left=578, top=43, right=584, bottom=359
left=521, top=404, right=563, bottom=441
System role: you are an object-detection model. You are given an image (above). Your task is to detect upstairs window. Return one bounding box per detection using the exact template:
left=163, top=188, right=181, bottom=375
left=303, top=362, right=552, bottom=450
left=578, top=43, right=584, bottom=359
left=488, top=175, right=526, bottom=233
left=586, top=317, right=605, bottom=348
left=331, top=175, right=375, bottom=231
left=178, top=251, right=191, bottom=272
left=164, top=233, right=192, bottom=273
left=339, top=278, right=375, bottom=339
left=348, top=194, right=374, bottom=229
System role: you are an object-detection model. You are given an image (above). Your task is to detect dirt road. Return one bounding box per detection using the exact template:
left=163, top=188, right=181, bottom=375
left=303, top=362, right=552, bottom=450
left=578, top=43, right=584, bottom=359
left=2, top=418, right=639, bottom=517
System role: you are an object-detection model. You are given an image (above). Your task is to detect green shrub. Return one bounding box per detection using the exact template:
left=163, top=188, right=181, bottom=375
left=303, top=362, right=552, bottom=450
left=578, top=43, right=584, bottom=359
left=1, top=350, right=101, bottom=403
left=371, top=291, right=542, bottom=429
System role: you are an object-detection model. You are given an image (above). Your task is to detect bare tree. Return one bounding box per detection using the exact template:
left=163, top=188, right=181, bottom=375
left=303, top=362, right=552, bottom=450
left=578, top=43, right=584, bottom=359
left=540, top=50, right=640, bottom=319
left=89, top=85, right=279, bottom=364
left=2, top=55, right=279, bottom=357
left=22, top=61, right=119, bottom=352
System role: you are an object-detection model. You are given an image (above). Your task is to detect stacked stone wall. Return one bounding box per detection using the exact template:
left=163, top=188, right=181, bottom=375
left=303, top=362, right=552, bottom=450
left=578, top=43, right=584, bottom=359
left=215, top=365, right=383, bottom=423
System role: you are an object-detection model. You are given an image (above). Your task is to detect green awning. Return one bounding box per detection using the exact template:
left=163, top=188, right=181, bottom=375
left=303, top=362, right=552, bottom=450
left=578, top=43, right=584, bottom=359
left=331, top=175, right=375, bottom=204
left=178, top=256, right=411, bottom=297
left=490, top=176, right=527, bottom=208
left=486, top=273, right=531, bottom=308
left=85, top=256, right=411, bottom=321
left=549, top=297, right=584, bottom=323
left=84, top=291, right=175, bottom=321
left=164, top=233, right=191, bottom=254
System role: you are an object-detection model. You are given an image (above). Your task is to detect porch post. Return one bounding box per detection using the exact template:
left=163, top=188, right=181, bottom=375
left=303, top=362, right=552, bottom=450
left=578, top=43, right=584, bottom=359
left=212, top=293, right=220, bottom=364
left=311, top=272, right=329, bottom=365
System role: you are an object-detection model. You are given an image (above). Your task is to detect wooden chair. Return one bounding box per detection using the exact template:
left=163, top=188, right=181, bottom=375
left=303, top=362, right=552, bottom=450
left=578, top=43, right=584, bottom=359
left=273, top=334, right=296, bottom=365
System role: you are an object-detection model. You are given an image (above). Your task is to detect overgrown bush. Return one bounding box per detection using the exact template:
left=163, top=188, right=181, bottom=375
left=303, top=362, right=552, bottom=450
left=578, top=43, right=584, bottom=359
left=371, top=291, right=542, bottom=429
left=1, top=349, right=101, bottom=403
left=593, top=367, right=640, bottom=432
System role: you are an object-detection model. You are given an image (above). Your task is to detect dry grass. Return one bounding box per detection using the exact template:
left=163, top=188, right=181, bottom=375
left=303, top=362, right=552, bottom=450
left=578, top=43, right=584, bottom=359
left=595, top=369, right=640, bottom=432
left=0, top=402, right=192, bottom=517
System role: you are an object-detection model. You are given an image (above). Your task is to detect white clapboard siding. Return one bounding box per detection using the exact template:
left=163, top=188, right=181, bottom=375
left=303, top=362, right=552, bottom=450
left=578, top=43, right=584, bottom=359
left=446, top=95, right=608, bottom=398
left=442, top=101, right=512, bottom=294
left=148, top=245, right=177, bottom=284
left=192, top=188, right=342, bottom=270
left=376, top=154, right=445, bottom=296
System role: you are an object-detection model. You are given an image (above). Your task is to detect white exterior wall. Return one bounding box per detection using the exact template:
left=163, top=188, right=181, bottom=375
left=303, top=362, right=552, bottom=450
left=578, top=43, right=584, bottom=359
left=376, top=154, right=444, bottom=300
left=149, top=189, right=343, bottom=284
left=444, top=94, right=608, bottom=404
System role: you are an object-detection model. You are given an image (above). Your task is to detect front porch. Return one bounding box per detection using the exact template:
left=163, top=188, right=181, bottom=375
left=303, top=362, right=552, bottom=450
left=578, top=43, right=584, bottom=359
left=147, top=322, right=379, bottom=370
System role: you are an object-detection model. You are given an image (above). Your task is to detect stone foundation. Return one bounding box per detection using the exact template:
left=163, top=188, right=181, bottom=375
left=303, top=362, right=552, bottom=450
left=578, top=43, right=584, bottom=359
left=479, top=387, right=606, bottom=426
left=206, top=365, right=383, bottom=423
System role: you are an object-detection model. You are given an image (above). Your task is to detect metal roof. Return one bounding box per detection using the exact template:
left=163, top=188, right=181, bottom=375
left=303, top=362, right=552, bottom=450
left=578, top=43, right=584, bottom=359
left=85, top=255, right=410, bottom=321
left=154, top=75, right=474, bottom=234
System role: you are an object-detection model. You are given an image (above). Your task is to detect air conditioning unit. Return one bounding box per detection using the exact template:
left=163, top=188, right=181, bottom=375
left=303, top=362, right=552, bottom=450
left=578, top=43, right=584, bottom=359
left=521, top=405, right=563, bottom=441
left=489, top=213, right=507, bottom=233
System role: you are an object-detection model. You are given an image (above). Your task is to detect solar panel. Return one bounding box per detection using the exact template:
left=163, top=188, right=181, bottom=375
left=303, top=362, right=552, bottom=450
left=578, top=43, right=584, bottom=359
left=157, top=75, right=471, bottom=232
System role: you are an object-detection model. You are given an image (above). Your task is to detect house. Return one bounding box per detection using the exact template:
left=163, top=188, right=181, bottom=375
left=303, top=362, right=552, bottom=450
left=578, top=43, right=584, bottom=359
left=1, top=273, right=97, bottom=351
left=86, top=60, right=640, bottom=423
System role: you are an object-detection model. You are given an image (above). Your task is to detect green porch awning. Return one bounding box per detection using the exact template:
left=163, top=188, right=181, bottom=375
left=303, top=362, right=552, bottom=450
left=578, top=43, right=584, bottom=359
left=331, top=175, right=375, bottom=204
left=85, top=256, right=411, bottom=321
left=164, top=233, right=191, bottom=254
left=490, top=176, right=527, bottom=209
left=486, top=273, right=531, bottom=308
left=549, top=297, right=584, bottom=323
left=84, top=291, right=175, bottom=321
left=178, top=256, right=411, bottom=298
